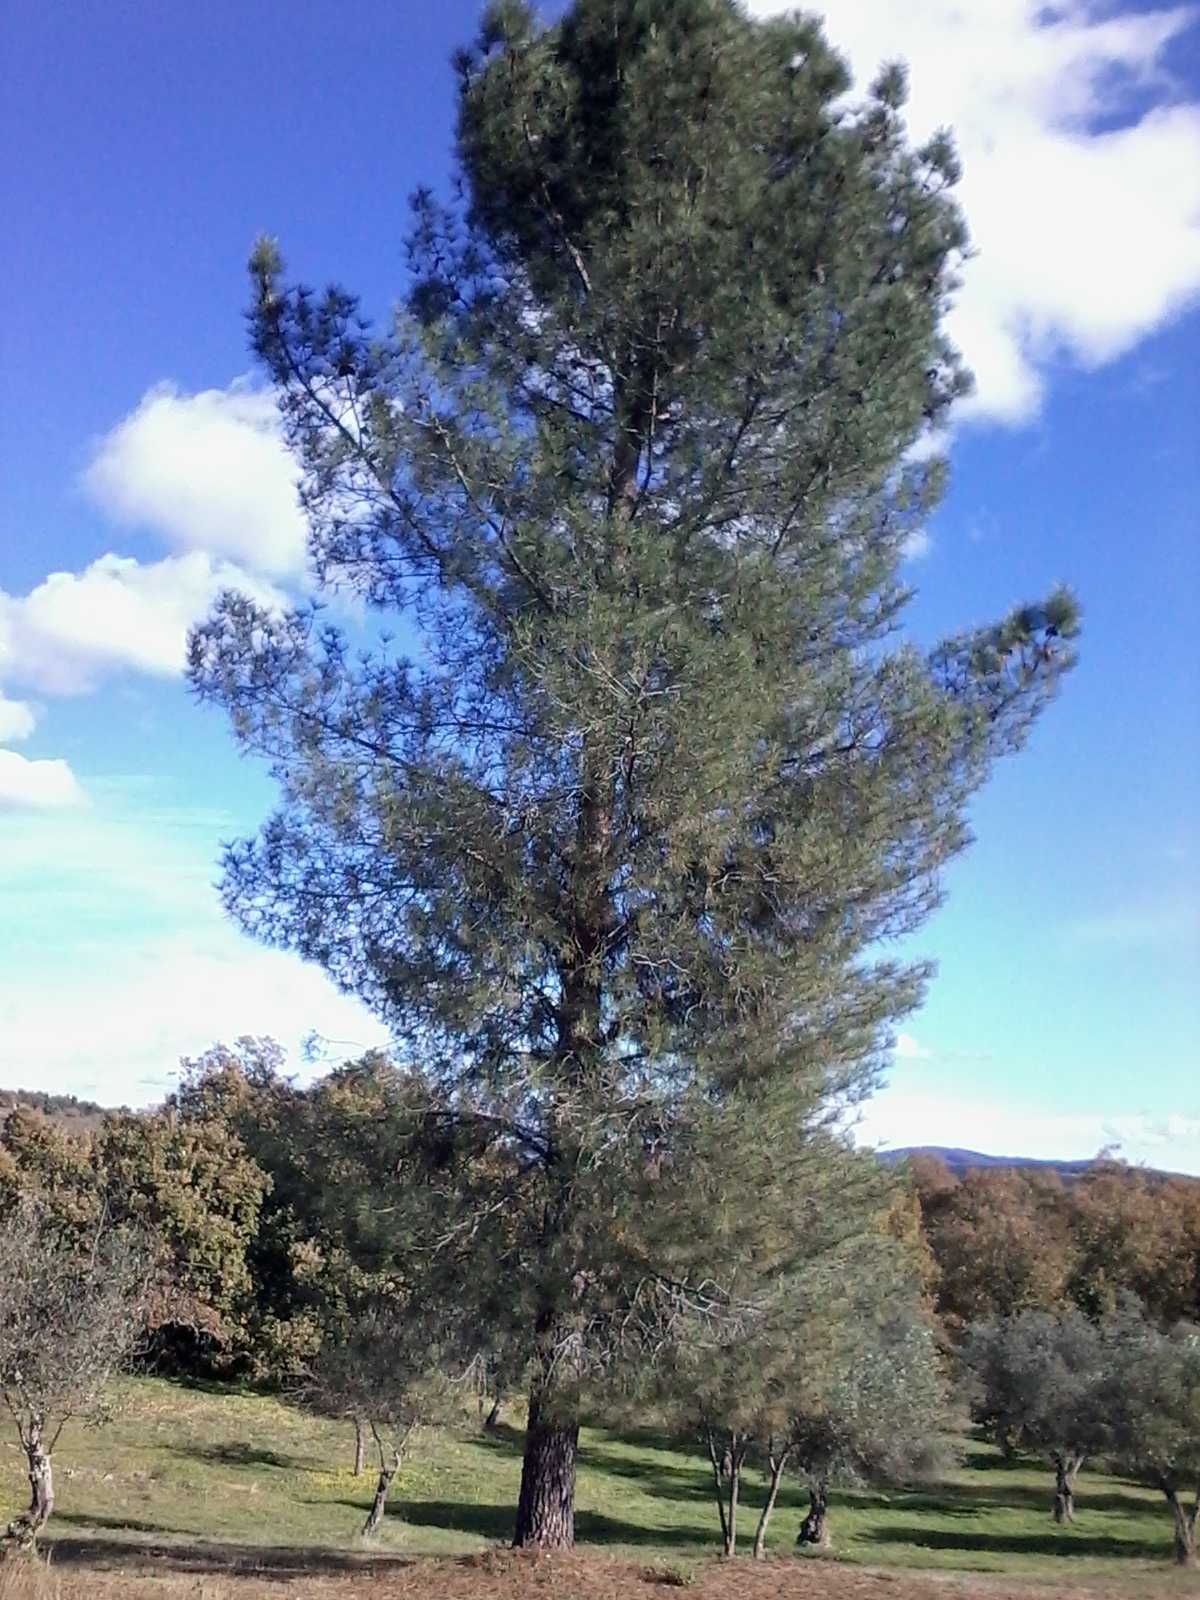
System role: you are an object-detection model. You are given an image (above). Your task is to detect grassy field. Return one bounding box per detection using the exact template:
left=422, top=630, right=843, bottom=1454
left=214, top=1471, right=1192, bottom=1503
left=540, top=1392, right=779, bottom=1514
left=0, top=1378, right=1195, bottom=1597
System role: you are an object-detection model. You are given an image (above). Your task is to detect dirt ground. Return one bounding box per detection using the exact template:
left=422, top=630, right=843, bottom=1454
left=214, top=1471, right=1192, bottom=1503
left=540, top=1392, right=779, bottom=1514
left=3, top=1549, right=1195, bottom=1600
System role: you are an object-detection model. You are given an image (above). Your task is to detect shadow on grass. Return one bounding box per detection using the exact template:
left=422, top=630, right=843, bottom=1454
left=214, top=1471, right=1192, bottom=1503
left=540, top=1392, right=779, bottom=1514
left=961, top=1447, right=1035, bottom=1473
left=866, top=1523, right=1168, bottom=1563
left=850, top=1481, right=1153, bottom=1519
left=316, top=1497, right=718, bottom=1551
left=468, top=1424, right=525, bottom=1461
left=581, top=1449, right=714, bottom=1503
left=164, top=1440, right=319, bottom=1472
left=53, top=1513, right=202, bottom=1538
left=43, top=1535, right=410, bottom=1580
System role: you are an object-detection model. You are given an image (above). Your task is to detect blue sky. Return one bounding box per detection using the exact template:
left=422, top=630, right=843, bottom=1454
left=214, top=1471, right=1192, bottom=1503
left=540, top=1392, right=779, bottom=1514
left=2, top=1, right=1198, bottom=1167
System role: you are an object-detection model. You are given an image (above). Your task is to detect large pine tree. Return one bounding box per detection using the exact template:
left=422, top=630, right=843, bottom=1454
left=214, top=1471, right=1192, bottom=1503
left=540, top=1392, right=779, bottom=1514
left=190, top=0, right=1078, bottom=1548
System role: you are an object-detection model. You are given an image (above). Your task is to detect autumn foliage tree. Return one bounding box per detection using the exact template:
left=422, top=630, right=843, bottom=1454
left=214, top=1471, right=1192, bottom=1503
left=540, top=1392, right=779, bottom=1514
left=0, top=1060, right=270, bottom=1365
left=189, top=0, right=1077, bottom=1548
left=909, top=1156, right=1200, bottom=1333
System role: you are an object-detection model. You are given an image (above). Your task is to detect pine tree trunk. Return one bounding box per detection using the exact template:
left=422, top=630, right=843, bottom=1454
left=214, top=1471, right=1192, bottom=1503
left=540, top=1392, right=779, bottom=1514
left=797, top=1484, right=831, bottom=1550
left=353, top=1416, right=366, bottom=1477
left=512, top=1386, right=578, bottom=1549
left=752, top=1449, right=790, bottom=1559
left=3, top=1431, right=53, bottom=1553
left=1166, top=1489, right=1198, bottom=1568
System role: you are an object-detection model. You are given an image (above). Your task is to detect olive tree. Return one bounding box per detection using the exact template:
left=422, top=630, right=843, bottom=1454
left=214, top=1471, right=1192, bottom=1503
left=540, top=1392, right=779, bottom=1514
left=0, top=1199, right=152, bottom=1556
left=646, top=1133, right=945, bottom=1560
left=961, top=1307, right=1108, bottom=1522
left=787, top=1314, right=951, bottom=1553
left=296, top=1301, right=471, bottom=1539
left=1098, top=1308, right=1200, bottom=1568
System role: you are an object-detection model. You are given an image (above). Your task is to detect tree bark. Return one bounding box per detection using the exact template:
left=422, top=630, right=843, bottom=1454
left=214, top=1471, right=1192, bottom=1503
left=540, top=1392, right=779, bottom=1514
left=484, top=1396, right=502, bottom=1432
left=796, top=1484, right=831, bottom=1551
left=513, top=1386, right=578, bottom=1549
left=4, top=1431, right=54, bottom=1553
left=752, top=1446, right=791, bottom=1559
left=706, top=1430, right=730, bottom=1555
left=361, top=1461, right=397, bottom=1538
left=353, top=1416, right=366, bottom=1477
left=1166, top=1488, right=1198, bottom=1568
left=1052, top=1452, right=1082, bottom=1524
left=725, top=1449, right=741, bottom=1558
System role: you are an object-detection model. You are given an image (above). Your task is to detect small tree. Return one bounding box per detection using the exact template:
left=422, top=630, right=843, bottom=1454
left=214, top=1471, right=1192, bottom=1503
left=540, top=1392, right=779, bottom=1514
left=0, top=1199, right=151, bottom=1556
left=789, top=1316, right=951, bottom=1553
left=961, top=1307, right=1107, bottom=1522
left=297, top=1302, right=466, bottom=1539
left=647, top=1131, right=945, bottom=1560
left=1098, top=1308, right=1200, bottom=1568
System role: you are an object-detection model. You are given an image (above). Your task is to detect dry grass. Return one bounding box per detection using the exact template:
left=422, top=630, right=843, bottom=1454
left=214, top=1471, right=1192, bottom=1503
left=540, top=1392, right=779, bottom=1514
left=1, top=1549, right=1197, bottom=1600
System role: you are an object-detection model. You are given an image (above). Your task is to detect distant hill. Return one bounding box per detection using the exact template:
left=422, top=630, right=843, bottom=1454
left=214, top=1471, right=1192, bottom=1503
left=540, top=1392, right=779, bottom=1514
left=0, top=1088, right=111, bottom=1132
left=879, top=1145, right=1192, bottom=1183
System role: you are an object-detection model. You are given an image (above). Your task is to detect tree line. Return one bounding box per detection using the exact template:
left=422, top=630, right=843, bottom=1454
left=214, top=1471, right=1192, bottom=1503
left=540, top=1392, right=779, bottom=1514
left=909, top=1154, right=1200, bottom=1329
left=2, top=1051, right=1198, bottom=1564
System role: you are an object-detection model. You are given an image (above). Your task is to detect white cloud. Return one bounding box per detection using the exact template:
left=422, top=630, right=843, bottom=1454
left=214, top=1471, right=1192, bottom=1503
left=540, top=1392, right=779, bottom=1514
left=84, top=382, right=307, bottom=577
left=748, top=0, right=1200, bottom=422
left=0, top=696, right=36, bottom=743
left=0, top=750, right=87, bottom=811
left=0, top=550, right=284, bottom=697
left=0, top=931, right=390, bottom=1108
left=893, top=1031, right=932, bottom=1060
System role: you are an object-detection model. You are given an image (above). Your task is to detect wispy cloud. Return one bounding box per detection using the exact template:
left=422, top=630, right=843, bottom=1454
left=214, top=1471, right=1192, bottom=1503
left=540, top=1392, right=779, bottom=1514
left=0, top=781, right=388, bottom=1100
left=893, top=1031, right=932, bottom=1060
left=1063, top=896, right=1200, bottom=950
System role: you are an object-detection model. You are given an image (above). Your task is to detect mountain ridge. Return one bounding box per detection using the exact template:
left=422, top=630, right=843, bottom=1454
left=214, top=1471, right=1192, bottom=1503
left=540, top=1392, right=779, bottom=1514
left=879, top=1144, right=1193, bottom=1183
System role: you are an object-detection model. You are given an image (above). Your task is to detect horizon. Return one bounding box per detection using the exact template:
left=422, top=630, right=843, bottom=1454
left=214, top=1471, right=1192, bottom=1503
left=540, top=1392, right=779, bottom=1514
left=2, top=0, right=1198, bottom=1171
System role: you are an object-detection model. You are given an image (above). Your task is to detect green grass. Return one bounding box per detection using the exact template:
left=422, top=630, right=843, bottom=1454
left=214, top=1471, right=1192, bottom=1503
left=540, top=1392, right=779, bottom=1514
left=0, top=1376, right=1190, bottom=1588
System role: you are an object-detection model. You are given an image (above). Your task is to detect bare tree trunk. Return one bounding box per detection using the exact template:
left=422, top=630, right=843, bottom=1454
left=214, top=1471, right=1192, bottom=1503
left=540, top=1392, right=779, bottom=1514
left=1166, top=1489, right=1198, bottom=1568
left=4, top=1429, right=54, bottom=1554
left=513, top=1382, right=578, bottom=1549
left=484, top=1394, right=502, bottom=1432
left=706, top=1428, right=730, bottom=1555
left=752, top=1446, right=791, bottom=1559
left=1052, top=1451, right=1082, bottom=1524
left=797, top=1483, right=831, bottom=1551
left=353, top=1416, right=366, bottom=1477
left=361, top=1428, right=400, bottom=1540
left=726, top=1447, right=741, bottom=1558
